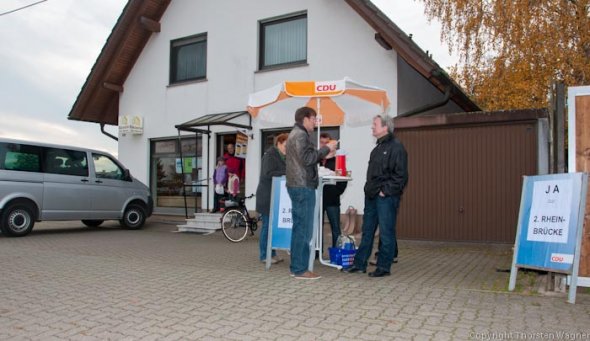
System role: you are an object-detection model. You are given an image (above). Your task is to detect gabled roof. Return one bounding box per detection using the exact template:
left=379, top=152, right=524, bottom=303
left=68, top=0, right=479, bottom=125
left=68, top=0, right=171, bottom=125
left=345, top=0, right=479, bottom=113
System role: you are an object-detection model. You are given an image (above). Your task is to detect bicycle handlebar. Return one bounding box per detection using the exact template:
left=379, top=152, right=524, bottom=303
left=226, top=194, right=255, bottom=203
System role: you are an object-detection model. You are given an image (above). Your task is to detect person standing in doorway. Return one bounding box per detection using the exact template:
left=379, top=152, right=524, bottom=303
left=342, top=115, right=408, bottom=277
left=286, top=107, right=337, bottom=280
left=319, top=133, right=347, bottom=248
left=224, top=143, right=245, bottom=181
left=256, top=133, right=288, bottom=264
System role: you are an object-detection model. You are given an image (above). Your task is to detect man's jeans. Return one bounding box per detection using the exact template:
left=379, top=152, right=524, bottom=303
left=287, top=187, right=316, bottom=275
left=324, top=205, right=341, bottom=248
left=259, top=214, right=276, bottom=261
left=354, top=195, right=401, bottom=272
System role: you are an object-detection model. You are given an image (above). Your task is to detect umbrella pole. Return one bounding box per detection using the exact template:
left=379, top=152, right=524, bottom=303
left=314, top=97, right=321, bottom=271
left=316, top=97, right=321, bottom=147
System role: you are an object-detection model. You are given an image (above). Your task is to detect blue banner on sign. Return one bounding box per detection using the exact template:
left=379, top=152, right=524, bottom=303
left=515, top=173, right=585, bottom=273
left=269, top=176, right=292, bottom=250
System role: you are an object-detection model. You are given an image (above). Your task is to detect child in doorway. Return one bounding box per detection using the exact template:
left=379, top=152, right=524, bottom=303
left=212, top=156, right=227, bottom=213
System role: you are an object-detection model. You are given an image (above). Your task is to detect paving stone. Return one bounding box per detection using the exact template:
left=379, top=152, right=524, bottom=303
left=0, top=218, right=588, bottom=340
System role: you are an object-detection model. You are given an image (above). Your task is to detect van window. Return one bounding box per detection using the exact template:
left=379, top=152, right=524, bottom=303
left=0, top=142, right=42, bottom=172
left=93, top=154, right=124, bottom=180
left=44, top=148, right=89, bottom=176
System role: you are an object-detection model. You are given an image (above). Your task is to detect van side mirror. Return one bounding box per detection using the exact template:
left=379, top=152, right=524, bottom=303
left=124, top=169, right=131, bottom=181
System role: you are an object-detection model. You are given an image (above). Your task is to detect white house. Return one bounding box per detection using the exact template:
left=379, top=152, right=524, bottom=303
left=69, top=0, right=479, bottom=215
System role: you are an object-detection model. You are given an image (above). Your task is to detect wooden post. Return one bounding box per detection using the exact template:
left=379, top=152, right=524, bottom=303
left=575, top=94, right=590, bottom=276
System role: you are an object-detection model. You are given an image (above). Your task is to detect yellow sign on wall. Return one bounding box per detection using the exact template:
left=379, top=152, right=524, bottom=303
left=235, top=131, right=248, bottom=159
left=119, top=115, right=144, bottom=135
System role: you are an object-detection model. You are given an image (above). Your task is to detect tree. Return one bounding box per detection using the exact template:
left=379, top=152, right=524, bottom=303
left=419, top=0, right=590, bottom=110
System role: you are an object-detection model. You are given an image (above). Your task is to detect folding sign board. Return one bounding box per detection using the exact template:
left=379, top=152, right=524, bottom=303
left=266, top=176, right=292, bottom=266
left=509, top=173, right=588, bottom=303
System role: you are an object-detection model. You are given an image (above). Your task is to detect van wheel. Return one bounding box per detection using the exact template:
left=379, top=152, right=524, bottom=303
left=120, top=204, right=146, bottom=230
left=82, top=220, right=104, bottom=227
left=1, top=203, right=35, bottom=237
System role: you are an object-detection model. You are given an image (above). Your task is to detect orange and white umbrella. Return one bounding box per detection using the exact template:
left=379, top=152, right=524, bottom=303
left=247, top=77, right=390, bottom=127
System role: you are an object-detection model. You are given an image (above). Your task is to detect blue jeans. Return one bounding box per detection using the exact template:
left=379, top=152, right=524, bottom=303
left=259, top=214, right=276, bottom=260
left=324, top=205, right=341, bottom=248
left=287, top=187, right=316, bottom=275
left=354, top=195, right=400, bottom=272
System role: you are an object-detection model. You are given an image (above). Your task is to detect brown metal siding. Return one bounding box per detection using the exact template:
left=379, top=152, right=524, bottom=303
left=396, top=122, right=537, bottom=243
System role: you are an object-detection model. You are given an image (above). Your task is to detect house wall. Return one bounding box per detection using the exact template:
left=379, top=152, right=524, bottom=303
left=117, top=0, right=463, bottom=213
left=397, top=57, right=463, bottom=116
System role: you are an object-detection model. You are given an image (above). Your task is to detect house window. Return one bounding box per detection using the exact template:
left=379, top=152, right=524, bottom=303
left=150, top=137, right=203, bottom=210
left=261, top=127, right=339, bottom=156
left=260, top=13, right=307, bottom=69
left=170, top=34, right=207, bottom=84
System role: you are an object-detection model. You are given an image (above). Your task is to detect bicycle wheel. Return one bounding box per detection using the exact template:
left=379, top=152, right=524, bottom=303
left=221, top=209, right=249, bottom=242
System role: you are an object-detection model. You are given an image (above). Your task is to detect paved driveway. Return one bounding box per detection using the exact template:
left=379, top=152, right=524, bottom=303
left=0, top=217, right=589, bottom=340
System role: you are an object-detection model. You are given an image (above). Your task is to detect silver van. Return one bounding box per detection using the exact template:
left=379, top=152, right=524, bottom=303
left=0, top=138, right=153, bottom=237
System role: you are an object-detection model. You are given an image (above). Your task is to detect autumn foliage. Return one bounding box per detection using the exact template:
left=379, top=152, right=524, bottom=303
left=419, top=0, right=590, bottom=110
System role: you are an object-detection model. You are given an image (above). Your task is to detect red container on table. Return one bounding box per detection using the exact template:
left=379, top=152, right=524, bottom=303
left=335, top=153, right=346, bottom=175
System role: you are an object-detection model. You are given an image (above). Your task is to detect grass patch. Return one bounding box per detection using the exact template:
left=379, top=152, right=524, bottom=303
left=481, top=269, right=541, bottom=294
left=512, top=270, right=542, bottom=295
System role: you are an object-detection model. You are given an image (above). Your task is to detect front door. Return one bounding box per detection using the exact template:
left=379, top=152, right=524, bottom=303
left=217, top=132, right=246, bottom=195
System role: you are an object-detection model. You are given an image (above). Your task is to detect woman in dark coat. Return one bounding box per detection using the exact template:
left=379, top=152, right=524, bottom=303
left=256, top=133, right=288, bottom=264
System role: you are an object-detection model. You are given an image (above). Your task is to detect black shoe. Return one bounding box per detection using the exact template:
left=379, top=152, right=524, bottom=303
left=370, top=257, right=397, bottom=266
left=368, top=269, right=390, bottom=277
left=341, top=266, right=366, bottom=274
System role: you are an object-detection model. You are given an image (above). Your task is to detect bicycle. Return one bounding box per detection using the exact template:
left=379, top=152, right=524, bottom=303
left=220, top=194, right=260, bottom=242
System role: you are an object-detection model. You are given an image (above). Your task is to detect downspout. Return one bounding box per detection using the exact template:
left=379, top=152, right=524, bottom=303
left=397, top=69, right=453, bottom=118
left=100, top=123, right=118, bottom=141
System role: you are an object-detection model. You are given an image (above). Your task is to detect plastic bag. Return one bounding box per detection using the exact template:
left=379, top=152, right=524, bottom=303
left=215, top=184, right=225, bottom=195
left=227, top=173, right=240, bottom=196
left=336, top=234, right=356, bottom=250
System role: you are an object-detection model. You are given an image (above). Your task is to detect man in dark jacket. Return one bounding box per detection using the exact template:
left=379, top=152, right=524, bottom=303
left=343, top=115, right=408, bottom=277
left=286, top=107, right=337, bottom=280
left=319, top=133, right=347, bottom=248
